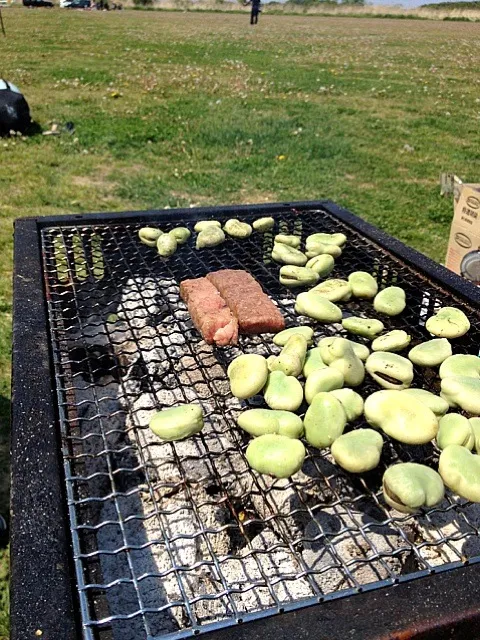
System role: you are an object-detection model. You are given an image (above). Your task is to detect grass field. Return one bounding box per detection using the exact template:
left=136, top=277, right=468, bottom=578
left=1, top=8, right=480, bottom=636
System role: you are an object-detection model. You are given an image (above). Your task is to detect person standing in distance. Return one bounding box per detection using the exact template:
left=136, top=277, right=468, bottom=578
left=244, top=0, right=261, bottom=25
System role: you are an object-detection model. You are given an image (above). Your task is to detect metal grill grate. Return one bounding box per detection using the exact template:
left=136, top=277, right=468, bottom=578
left=40, top=206, right=480, bottom=640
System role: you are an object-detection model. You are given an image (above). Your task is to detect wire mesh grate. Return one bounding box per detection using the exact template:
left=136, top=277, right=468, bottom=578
left=40, top=207, right=480, bottom=640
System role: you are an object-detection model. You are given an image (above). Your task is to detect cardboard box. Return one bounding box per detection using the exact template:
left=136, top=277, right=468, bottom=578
left=445, top=178, right=480, bottom=284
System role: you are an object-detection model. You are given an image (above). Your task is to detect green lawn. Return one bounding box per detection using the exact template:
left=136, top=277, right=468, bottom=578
left=1, top=8, right=479, bottom=636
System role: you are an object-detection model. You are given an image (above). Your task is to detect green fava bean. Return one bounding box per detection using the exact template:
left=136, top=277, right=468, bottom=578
left=168, top=227, right=191, bottom=245
left=348, top=271, right=378, bottom=299
left=196, top=226, right=226, bottom=249
left=371, top=330, right=412, bottom=353
left=318, top=336, right=370, bottom=362
left=275, top=234, right=301, bottom=248
left=436, top=414, right=474, bottom=450
left=246, top=434, right=306, bottom=478
left=331, top=429, right=383, bottom=473
left=269, top=334, right=308, bottom=378
left=272, top=243, right=308, bottom=266
left=400, top=389, right=449, bottom=417
left=408, top=338, right=452, bottom=367
left=365, top=352, right=413, bottom=390
left=330, top=389, right=364, bottom=421
left=157, top=234, right=178, bottom=257
left=470, top=418, right=480, bottom=453
left=365, top=390, right=438, bottom=444
left=318, top=337, right=364, bottom=387
left=312, top=279, right=352, bottom=303
left=139, top=227, right=163, bottom=247
left=439, top=354, right=480, bottom=380
left=274, top=326, right=314, bottom=347
left=279, top=266, right=319, bottom=288
left=439, top=445, right=480, bottom=502
left=303, top=347, right=328, bottom=378
left=350, top=341, right=370, bottom=362
left=253, top=217, right=275, bottom=233
left=304, top=392, right=347, bottom=448
left=383, top=463, right=444, bottom=513
left=440, top=376, right=480, bottom=414
left=224, top=219, right=253, bottom=239
left=426, top=306, right=470, bottom=338
left=373, top=286, right=406, bottom=317
left=228, top=354, right=268, bottom=399
left=307, top=232, right=347, bottom=247
left=295, top=291, right=342, bottom=323
left=305, top=368, right=344, bottom=404
left=305, top=241, right=342, bottom=259
left=342, top=317, right=384, bottom=339
left=237, top=409, right=304, bottom=439
left=194, top=220, right=222, bottom=232
left=305, top=254, right=335, bottom=277
left=264, top=371, right=303, bottom=412
left=149, top=404, right=204, bottom=441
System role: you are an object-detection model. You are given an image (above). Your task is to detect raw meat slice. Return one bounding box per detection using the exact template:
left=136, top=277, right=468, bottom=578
left=206, top=269, right=285, bottom=334
left=180, top=278, right=238, bottom=346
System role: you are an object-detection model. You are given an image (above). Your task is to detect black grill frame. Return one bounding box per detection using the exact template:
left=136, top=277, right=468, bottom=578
left=10, top=200, right=480, bottom=640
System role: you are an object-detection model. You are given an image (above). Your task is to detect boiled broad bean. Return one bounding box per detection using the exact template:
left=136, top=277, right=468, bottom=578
left=157, top=234, right=178, bottom=257
left=253, top=217, right=275, bottom=233
left=237, top=409, right=304, bottom=439
left=307, top=232, right=347, bottom=247
left=312, top=279, right=352, bottom=302
left=274, top=234, right=301, bottom=248
left=371, top=330, right=412, bottom=353
left=348, top=271, right=378, bottom=299
left=269, top=334, right=308, bottom=378
left=365, top=390, right=438, bottom=444
left=373, top=286, right=406, bottom=316
left=305, top=240, right=342, bottom=259
left=279, top=265, right=319, bottom=288
left=271, top=243, right=308, bottom=266
left=246, top=434, right=306, bottom=478
left=139, top=227, right=163, bottom=247
left=305, top=367, right=344, bottom=404
left=168, top=227, right=191, bottom=245
left=305, top=254, right=335, bottom=277
left=426, top=306, right=470, bottom=338
left=295, top=291, right=342, bottom=323
left=264, top=370, right=303, bottom=412
left=304, top=392, right=346, bottom=448
left=318, top=336, right=370, bottom=362
left=400, top=389, right=449, bottom=417
left=439, top=445, right=480, bottom=502
left=408, top=338, right=452, bottom=367
left=331, top=429, right=383, bottom=473
left=318, top=337, right=364, bottom=387
left=383, top=463, right=444, bottom=513
left=273, top=326, right=314, bottom=347
left=439, top=354, right=480, bottom=380
left=303, top=347, right=328, bottom=378
left=365, top=352, right=413, bottom=390
left=441, top=376, right=480, bottom=414
left=224, top=219, right=253, bottom=239
left=196, top=226, right=226, bottom=249
left=436, top=414, right=474, bottom=450
left=330, top=388, right=364, bottom=421
left=228, top=354, right=268, bottom=399
left=341, top=317, right=384, bottom=339
left=194, top=220, right=222, bottom=232
left=149, top=404, right=204, bottom=441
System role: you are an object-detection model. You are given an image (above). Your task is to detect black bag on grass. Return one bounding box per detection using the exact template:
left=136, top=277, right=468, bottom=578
left=0, top=80, right=31, bottom=136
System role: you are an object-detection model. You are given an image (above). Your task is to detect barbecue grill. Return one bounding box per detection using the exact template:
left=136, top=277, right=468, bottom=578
left=11, top=201, right=480, bottom=640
